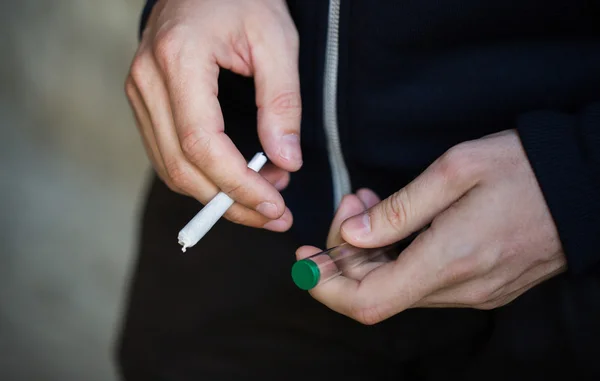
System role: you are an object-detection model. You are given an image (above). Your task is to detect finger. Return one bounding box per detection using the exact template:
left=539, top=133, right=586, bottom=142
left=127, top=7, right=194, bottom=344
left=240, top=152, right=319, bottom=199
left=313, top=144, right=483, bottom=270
left=356, top=188, right=381, bottom=209
left=259, top=163, right=290, bottom=191
left=341, top=257, right=389, bottom=281
left=296, top=245, right=321, bottom=260
left=151, top=32, right=286, bottom=220
left=296, top=243, right=390, bottom=284
left=305, top=262, right=385, bottom=323
left=262, top=206, right=293, bottom=232
left=131, top=48, right=217, bottom=196
left=124, top=76, right=172, bottom=188
left=308, top=235, right=442, bottom=324
left=326, top=195, right=367, bottom=248
left=132, top=50, right=276, bottom=228
left=309, top=207, right=475, bottom=324
left=250, top=18, right=303, bottom=172
left=341, top=145, right=482, bottom=247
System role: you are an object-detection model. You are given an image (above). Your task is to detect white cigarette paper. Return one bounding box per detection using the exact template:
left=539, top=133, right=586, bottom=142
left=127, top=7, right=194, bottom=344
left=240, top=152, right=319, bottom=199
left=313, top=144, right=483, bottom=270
left=177, top=152, right=268, bottom=252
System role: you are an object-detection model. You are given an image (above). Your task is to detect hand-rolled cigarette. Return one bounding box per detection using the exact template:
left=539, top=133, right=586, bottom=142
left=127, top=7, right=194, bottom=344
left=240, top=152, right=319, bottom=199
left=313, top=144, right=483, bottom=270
left=177, top=152, right=268, bottom=252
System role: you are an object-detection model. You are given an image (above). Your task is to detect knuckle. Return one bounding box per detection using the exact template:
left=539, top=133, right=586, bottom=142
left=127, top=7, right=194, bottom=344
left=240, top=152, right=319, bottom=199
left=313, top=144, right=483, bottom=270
left=268, top=91, right=302, bottom=117
left=164, top=159, right=191, bottom=190
left=352, top=305, right=384, bottom=326
left=180, top=129, right=212, bottom=165
left=221, top=178, right=265, bottom=208
left=224, top=206, right=266, bottom=227
left=124, top=76, right=137, bottom=100
left=440, top=257, right=475, bottom=285
left=163, top=179, right=183, bottom=194
left=152, top=26, right=185, bottom=70
left=224, top=206, right=250, bottom=225
left=129, top=54, right=149, bottom=85
left=437, top=142, right=480, bottom=185
left=383, top=190, right=410, bottom=231
left=349, top=297, right=385, bottom=326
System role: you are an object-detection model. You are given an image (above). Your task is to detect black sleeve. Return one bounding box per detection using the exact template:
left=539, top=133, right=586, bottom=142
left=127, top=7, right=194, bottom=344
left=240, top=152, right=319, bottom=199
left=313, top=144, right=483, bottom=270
left=517, top=102, right=600, bottom=275
left=139, top=0, right=158, bottom=38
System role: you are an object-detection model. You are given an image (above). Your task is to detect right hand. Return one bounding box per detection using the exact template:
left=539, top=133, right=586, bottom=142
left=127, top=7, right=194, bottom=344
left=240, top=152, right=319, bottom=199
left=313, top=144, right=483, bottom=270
left=125, top=0, right=302, bottom=231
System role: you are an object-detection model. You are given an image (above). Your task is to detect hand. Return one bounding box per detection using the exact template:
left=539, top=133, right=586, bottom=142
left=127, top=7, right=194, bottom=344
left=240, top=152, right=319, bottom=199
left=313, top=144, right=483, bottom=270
left=327, top=189, right=383, bottom=249
left=125, top=0, right=301, bottom=231
left=297, top=130, right=567, bottom=325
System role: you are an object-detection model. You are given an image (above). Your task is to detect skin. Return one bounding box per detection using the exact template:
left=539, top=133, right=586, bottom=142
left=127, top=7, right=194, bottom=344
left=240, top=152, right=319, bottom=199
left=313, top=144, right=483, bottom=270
left=124, top=0, right=301, bottom=231
left=297, top=130, right=567, bottom=325
left=126, top=1, right=567, bottom=324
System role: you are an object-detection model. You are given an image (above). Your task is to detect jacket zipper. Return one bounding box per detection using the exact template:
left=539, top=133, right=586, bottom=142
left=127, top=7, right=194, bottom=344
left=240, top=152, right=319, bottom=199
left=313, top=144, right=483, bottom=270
left=323, top=0, right=351, bottom=209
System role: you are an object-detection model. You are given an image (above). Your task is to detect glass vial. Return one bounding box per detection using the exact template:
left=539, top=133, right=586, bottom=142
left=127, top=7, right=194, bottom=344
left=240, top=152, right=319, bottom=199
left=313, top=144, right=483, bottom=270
left=291, top=243, right=398, bottom=290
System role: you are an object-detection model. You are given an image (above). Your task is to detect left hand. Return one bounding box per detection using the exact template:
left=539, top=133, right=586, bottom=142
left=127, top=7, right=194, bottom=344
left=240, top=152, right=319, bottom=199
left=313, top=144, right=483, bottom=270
left=296, top=130, right=567, bottom=325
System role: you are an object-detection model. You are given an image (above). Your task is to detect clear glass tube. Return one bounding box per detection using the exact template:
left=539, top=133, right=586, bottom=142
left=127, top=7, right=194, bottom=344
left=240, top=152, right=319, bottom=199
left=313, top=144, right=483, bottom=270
left=291, top=242, right=400, bottom=290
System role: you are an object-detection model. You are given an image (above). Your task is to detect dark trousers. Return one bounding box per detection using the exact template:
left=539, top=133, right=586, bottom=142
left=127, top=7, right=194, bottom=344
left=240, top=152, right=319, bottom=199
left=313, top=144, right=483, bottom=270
left=116, top=177, right=600, bottom=380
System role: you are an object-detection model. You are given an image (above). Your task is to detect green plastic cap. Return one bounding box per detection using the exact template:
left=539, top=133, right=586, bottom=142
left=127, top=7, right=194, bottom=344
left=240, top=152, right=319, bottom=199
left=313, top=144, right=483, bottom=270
left=291, top=259, right=321, bottom=290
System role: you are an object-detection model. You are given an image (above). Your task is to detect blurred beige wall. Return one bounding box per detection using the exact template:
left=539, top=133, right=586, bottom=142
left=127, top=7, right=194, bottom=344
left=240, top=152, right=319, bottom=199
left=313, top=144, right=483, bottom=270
left=0, top=1, right=148, bottom=380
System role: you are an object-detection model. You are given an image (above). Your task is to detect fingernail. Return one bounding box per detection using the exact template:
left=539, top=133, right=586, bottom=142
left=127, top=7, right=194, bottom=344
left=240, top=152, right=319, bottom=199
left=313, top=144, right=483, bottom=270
left=256, top=202, right=279, bottom=219
left=263, top=218, right=289, bottom=232
left=342, top=213, right=371, bottom=241
left=279, top=134, right=302, bottom=165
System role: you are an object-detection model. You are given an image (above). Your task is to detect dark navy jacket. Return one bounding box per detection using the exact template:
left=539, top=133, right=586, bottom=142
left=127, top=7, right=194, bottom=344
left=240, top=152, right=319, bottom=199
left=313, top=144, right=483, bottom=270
left=140, top=0, right=600, bottom=275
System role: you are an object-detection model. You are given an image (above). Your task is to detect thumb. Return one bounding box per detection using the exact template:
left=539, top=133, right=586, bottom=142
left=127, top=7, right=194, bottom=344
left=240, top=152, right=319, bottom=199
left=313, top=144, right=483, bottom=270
left=251, top=21, right=302, bottom=172
left=340, top=149, right=480, bottom=247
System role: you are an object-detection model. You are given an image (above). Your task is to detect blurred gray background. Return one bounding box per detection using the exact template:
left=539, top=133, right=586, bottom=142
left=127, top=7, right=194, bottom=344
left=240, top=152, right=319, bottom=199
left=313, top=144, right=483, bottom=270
left=1, top=1, right=148, bottom=380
